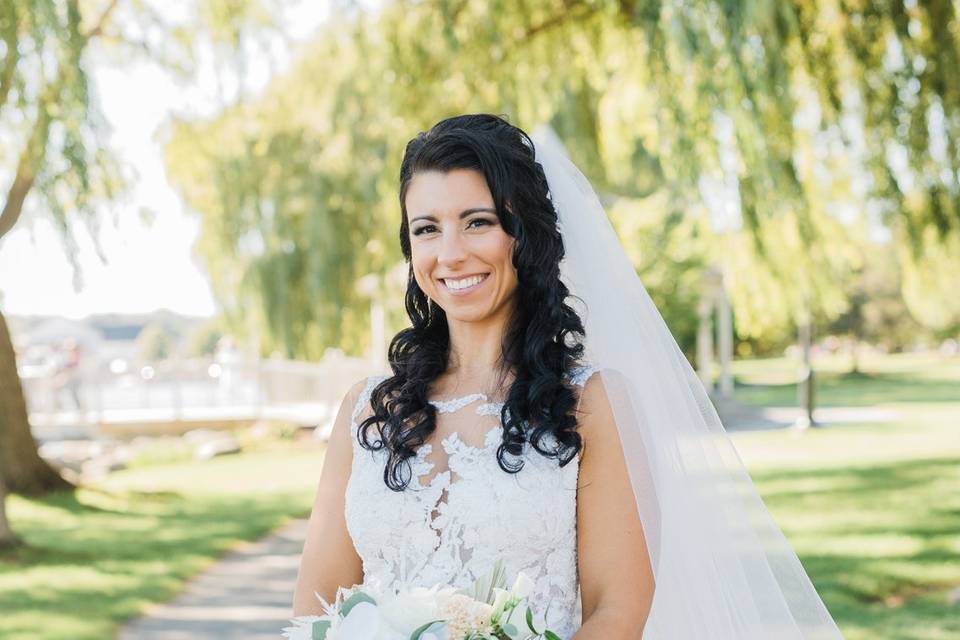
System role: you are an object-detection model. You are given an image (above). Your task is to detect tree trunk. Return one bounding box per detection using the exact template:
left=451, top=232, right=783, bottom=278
left=0, top=472, right=18, bottom=550
left=0, top=309, right=72, bottom=495
left=850, top=336, right=861, bottom=374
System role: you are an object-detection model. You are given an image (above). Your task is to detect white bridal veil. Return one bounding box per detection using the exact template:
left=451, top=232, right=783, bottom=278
left=531, top=126, right=844, bottom=639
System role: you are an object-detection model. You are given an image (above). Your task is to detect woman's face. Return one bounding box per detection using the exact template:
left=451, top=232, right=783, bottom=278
left=405, top=169, right=519, bottom=324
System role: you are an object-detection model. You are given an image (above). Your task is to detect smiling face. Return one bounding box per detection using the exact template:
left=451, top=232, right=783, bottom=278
left=404, top=168, right=519, bottom=325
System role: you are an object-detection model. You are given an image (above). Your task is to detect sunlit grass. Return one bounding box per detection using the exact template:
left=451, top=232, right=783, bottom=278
left=0, top=443, right=324, bottom=640
left=732, top=353, right=960, bottom=640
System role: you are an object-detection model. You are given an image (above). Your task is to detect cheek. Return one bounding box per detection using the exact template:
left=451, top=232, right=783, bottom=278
left=410, top=245, right=436, bottom=290
left=478, top=232, right=516, bottom=270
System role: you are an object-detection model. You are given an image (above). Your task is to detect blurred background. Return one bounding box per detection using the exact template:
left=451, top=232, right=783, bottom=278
left=0, top=1, right=958, bottom=639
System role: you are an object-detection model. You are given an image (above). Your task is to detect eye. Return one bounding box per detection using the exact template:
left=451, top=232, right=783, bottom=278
left=467, top=218, right=495, bottom=229
left=412, top=224, right=438, bottom=236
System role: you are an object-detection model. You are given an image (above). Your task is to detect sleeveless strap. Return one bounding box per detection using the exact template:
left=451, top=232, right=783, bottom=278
left=569, top=363, right=600, bottom=387
left=570, top=364, right=600, bottom=414
left=351, top=374, right=388, bottom=423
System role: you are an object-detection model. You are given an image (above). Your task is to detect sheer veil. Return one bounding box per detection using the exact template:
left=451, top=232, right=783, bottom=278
left=531, top=126, right=843, bottom=638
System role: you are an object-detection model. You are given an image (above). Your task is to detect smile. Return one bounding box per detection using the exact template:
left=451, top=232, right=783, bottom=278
left=441, top=273, right=489, bottom=295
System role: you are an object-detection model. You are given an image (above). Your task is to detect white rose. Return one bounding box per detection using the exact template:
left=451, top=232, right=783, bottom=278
left=378, top=587, right=441, bottom=636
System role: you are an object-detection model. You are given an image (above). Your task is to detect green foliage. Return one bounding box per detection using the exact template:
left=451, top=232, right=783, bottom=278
left=899, top=229, right=960, bottom=330
left=136, top=322, right=177, bottom=361
left=185, top=317, right=225, bottom=357
left=827, top=236, right=930, bottom=353
left=164, top=0, right=960, bottom=360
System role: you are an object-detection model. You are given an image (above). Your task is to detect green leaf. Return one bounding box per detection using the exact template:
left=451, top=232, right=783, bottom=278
left=410, top=619, right=447, bottom=639
left=525, top=606, right=539, bottom=635
left=311, top=619, right=331, bottom=640
left=500, top=622, right=519, bottom=638
left=544, top=631, right=562, bottom=640
left=340, top=591, right=376, bottom=616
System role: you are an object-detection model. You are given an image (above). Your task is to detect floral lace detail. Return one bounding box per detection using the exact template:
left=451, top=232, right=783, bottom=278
left=344, top=365, right=599, bottom=638
left=429, top=393, right=489, bottom=414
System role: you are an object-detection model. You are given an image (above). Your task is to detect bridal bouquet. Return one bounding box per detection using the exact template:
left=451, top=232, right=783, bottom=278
left=282, top=562, right=562, bottom=640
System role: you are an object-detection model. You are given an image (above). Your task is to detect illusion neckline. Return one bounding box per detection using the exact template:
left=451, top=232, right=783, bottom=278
left=428, top=392, right=505, bottom=414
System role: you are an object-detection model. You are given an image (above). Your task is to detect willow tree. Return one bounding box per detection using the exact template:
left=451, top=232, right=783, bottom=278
left=167, top=0, right=959, bottom=370
left=0, top=0, right=121, bottom=503
left=163, top=4, right=629, bottom=359
left=0, top=0, right=289, bottom=548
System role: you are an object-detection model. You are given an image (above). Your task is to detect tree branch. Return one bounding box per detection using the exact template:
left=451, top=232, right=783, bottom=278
left=0, top=3, right=19, bottom=112
left=0, top=71, right=62, bottom=241
left=81, top=0, right=122, bottom=41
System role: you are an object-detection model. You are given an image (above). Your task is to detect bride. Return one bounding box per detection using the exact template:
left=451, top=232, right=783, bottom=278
left=293, top=114, right=843, bottom=639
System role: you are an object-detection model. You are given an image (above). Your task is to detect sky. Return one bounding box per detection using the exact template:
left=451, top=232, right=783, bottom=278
left=0, top=2, right=333, bottom=320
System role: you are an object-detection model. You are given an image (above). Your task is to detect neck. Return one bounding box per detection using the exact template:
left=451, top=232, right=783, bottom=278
left=444, top=305, right=514, bottom=386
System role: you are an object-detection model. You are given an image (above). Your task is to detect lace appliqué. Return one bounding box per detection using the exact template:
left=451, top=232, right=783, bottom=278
left=344, top=365, right=599, bottom=638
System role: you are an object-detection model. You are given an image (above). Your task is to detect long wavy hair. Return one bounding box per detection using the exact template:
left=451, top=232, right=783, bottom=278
left=357, top=114, right=587, bottom=491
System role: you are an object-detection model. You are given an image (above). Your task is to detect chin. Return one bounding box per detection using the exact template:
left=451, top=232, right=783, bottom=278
left=440, top=305, right=495, bottom=324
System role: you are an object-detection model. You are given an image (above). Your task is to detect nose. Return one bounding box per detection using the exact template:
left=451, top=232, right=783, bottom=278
left=437, top=227, right=468, bottom=268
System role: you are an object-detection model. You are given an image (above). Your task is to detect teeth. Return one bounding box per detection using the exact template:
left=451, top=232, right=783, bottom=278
left=444, top=274, right=486, bottom=290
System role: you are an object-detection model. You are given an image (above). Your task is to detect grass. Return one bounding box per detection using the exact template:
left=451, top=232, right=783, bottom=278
left=730, top=351, right=960, bottom=408
left=0, top=440, right=324, bottom=640
left=730, top=351, right=960, bottom=639
left=2, top=352, right=957, bottom=639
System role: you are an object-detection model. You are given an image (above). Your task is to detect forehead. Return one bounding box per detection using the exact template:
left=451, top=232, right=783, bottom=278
left=405, top=169, right=494, bottom=216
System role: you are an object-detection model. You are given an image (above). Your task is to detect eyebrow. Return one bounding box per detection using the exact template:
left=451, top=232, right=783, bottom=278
left=410, top=207, right=497, bottom=223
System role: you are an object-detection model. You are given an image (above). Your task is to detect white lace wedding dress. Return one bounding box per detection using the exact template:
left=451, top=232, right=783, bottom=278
left=344, top=365, right=599, bottom=638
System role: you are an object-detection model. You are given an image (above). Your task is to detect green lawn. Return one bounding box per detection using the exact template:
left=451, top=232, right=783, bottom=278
left=0, top=441, right=324, bottom=640
left=2, top=352, right=957, bottom=639
left=731, top=352, right=960, bottom=639
left=730, top=351, right=960, bottom=407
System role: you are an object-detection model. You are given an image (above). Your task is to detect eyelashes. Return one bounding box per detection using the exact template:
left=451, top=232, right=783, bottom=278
left=411, top=218, right=495, bottom=236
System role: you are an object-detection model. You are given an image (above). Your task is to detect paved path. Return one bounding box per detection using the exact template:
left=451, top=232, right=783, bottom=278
left=117, top=518, right=308, bottom=639
left=713, top=396, right=901, bottom=432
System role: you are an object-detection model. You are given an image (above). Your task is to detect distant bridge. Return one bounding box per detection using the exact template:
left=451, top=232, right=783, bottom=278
left=23, top=356, right=381, bottom=442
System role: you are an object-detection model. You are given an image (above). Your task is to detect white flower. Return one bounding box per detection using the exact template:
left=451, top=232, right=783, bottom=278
left=377, top=585, right=442, bottom=636
left=491, top=588, right=511, bottom=616
left=338, top=602, right=380, bottom=640
left=511, top=572, right=534, bottom=600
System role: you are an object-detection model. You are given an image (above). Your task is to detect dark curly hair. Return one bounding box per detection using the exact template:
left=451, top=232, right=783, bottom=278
left=357, top=113, right=587, bottom=491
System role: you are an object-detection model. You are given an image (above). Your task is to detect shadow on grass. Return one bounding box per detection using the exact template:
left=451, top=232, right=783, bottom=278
left=0, top=489, right=309, bottom=639
left=750, top=456, right=960, bottom=638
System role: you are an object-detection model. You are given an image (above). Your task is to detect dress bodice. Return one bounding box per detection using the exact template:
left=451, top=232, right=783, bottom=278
left=344, top=365, right=599, bottom=638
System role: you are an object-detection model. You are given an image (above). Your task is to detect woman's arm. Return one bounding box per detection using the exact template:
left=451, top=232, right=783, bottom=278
left=574, top=372, right=655, bottom=638
left=291, top=379, right=367, bottom=615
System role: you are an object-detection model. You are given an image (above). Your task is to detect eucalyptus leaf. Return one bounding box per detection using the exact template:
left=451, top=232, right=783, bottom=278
left=524, top=607, right=538, bottom=635
left=340, top=591, right=376, bottom=616
left=311, top=620, right=331, bottom=640
left=410, top=619, right=446, bottom=640
left=543, top=631, right=561, bottom=640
